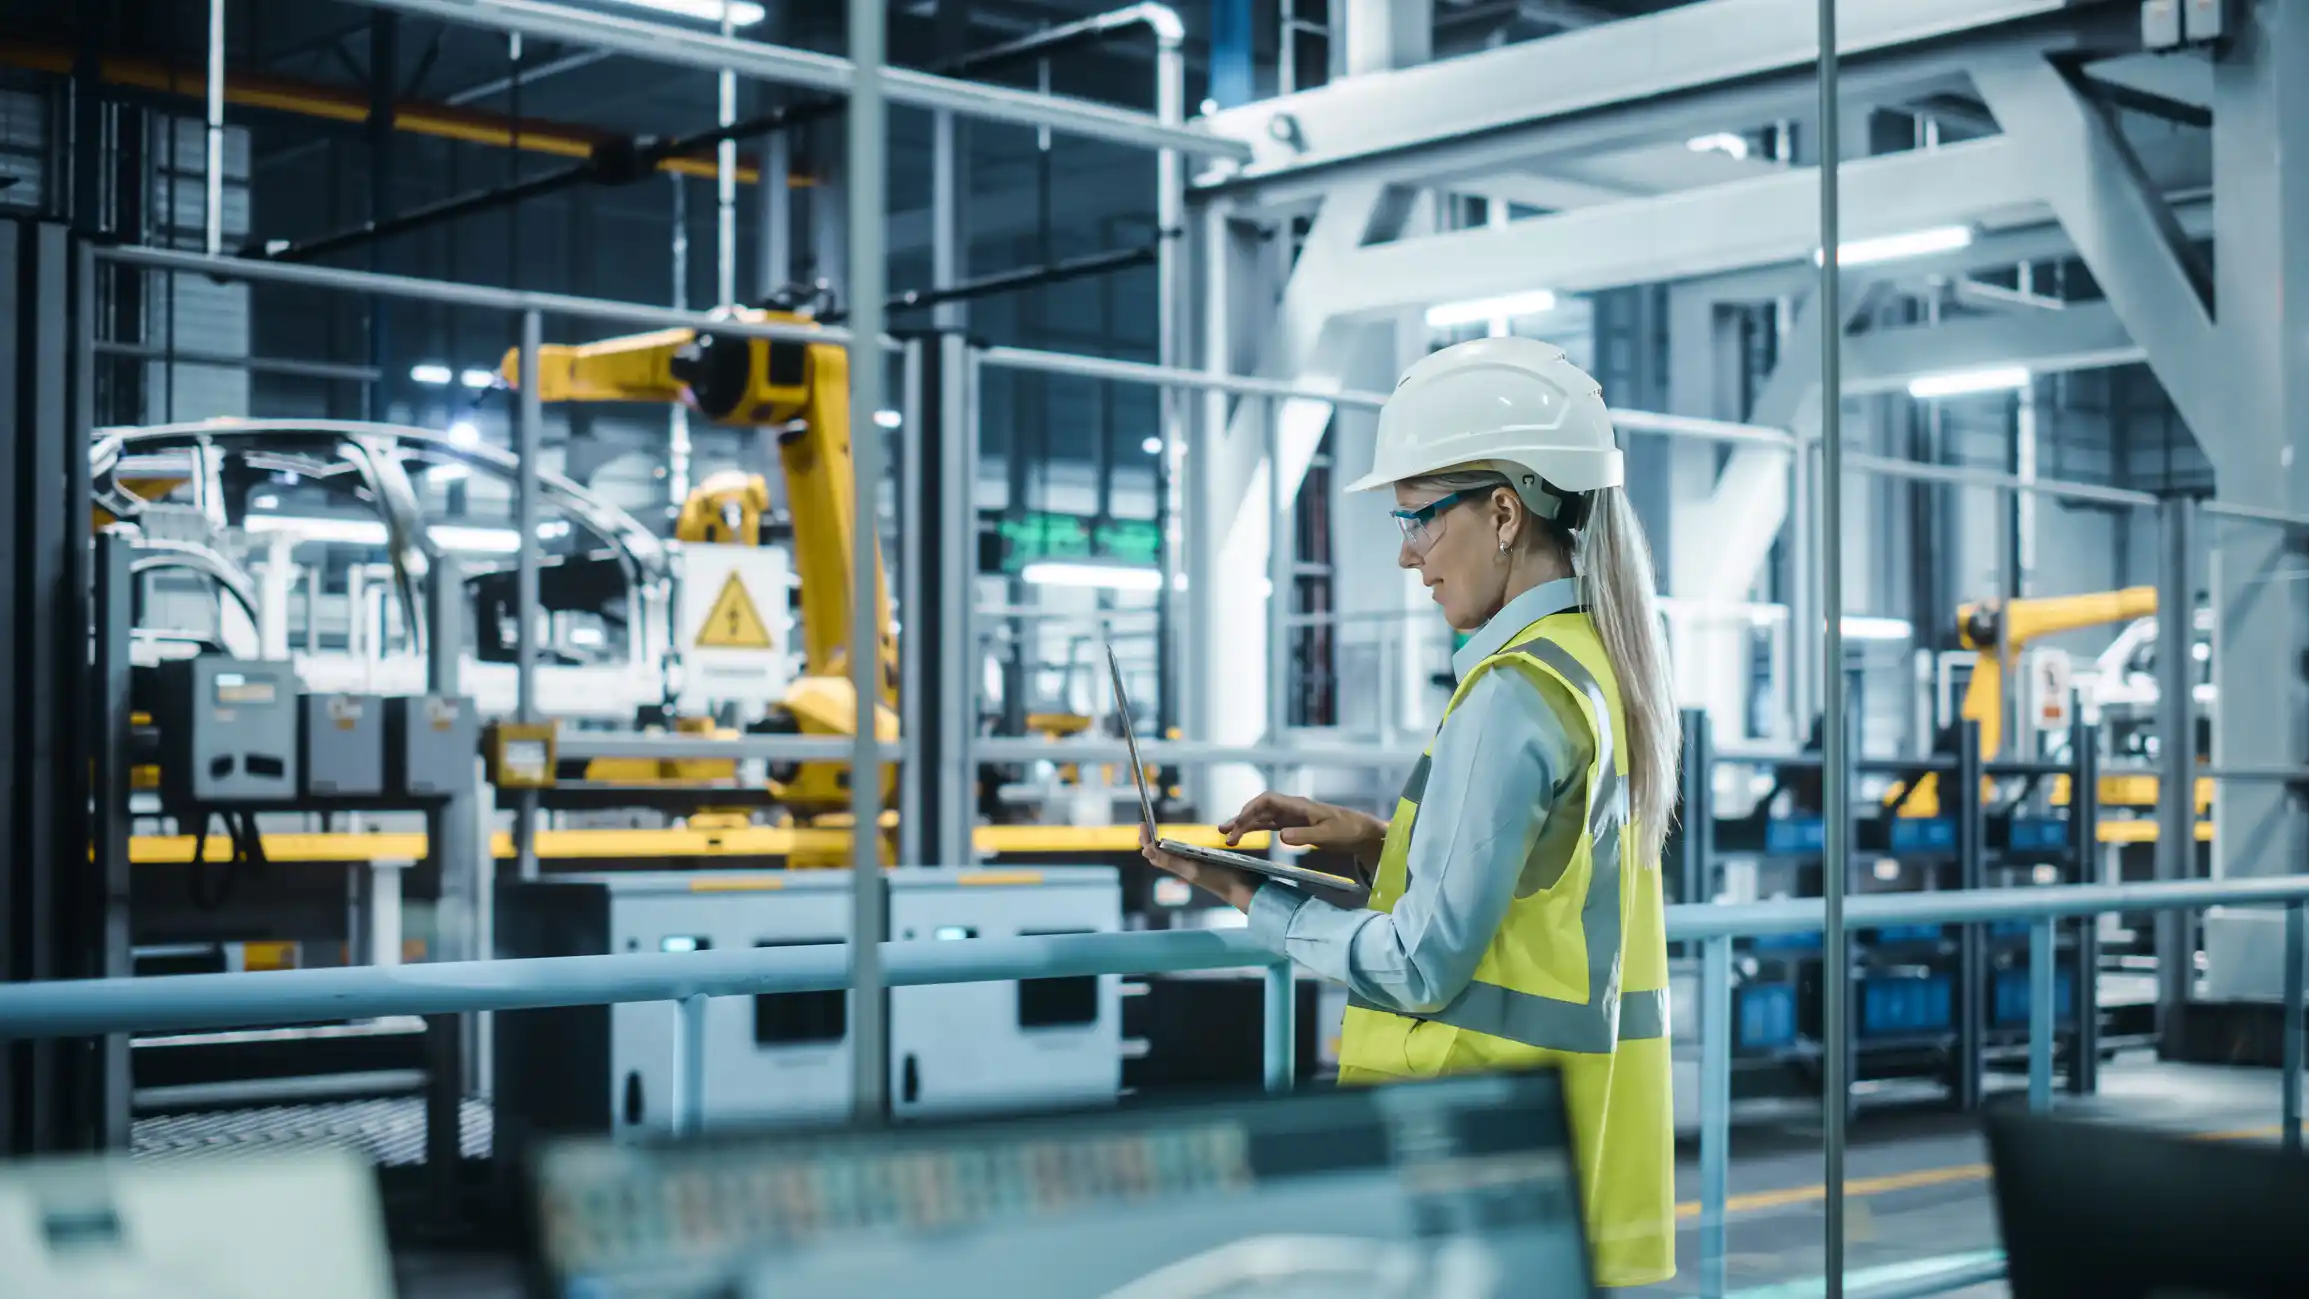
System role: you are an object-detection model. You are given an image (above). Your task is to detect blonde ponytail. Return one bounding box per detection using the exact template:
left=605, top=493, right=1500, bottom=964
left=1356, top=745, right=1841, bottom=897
left=1576, top=486, right=1680, bottom=867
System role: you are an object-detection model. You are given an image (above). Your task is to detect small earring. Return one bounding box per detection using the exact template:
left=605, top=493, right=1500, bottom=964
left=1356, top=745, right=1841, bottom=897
left=1498, top=539, right=1509, bottom=555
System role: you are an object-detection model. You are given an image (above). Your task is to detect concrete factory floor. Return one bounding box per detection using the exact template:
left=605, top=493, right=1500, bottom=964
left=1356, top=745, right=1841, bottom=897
left=1638, top=1057, right=2288, bottom=1298
left=369, top=1057, right=2279, bottom=1298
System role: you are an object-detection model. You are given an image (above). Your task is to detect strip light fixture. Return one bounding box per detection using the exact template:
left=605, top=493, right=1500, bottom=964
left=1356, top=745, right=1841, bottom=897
left=595, top=0, right=768, bottom=25
left=1424, top=288, right=1558, bottom=330
left=1819, top=225, right=1975, bottom=268
left=1908, top=366, right=2031, bottom=400
left=1019, top=561, right=1166, bottom=593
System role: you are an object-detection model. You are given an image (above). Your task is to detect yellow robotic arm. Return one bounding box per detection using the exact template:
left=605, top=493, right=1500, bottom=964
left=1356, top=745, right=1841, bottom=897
left=501, top=314, right=899, bottom=815
left=1957, top=586, right=2157, bottom=761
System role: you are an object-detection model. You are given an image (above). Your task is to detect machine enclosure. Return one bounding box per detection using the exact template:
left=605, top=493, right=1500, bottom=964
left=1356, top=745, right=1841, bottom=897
left=154, top=657, right=301, bottom=806
left=299, top=693, right=387, bottom=797
left=384, top=694, right=479, bottom=796
left=493, top=869, right=1122, bottom=1153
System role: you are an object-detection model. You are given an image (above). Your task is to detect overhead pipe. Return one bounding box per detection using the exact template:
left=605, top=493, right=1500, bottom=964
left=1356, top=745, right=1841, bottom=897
left=204, top=0, right=225, bottom=256
left=258, top=3, right=1193, bottom=267
left=0, top=42, right=762, bottom=182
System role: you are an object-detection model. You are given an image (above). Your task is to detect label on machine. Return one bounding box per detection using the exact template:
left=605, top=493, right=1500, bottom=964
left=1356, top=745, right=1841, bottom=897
left=677, top=543, right=795, bottom=713
left=2029, top=648, right=2074, bottom=732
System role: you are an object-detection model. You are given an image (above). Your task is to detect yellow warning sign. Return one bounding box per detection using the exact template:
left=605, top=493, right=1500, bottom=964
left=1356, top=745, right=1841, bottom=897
left=697, top=571, right=773, bottom=649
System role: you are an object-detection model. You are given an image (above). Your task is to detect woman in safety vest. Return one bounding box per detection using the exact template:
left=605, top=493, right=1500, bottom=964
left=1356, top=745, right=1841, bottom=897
left=1141, top=336, right=1680, bottom=1287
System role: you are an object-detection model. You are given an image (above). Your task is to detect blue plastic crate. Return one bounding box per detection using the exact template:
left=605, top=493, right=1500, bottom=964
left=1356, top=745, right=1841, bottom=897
left=2006, top=818, right=2069, bottom=852
left=1989, top=920, right=2033, bottom=939
left=1889, top=818, right=1957, bottom=854
left=1736, top=983, right=1798, bottom=1051
left=1994, top=966, right=2077, bottom=1026
left=1751, top=931, right=1821, bottom=952
left=1765, top=818, right=1826, bottom=855
left=1867, top=924, right=1946, bottom=945
left=1859, top=973, right=1953, bottom=1038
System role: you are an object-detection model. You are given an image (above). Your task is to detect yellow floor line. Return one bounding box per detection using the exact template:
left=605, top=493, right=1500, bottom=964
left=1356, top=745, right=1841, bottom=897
left=1675, top=1122, right=2283, bottom=1220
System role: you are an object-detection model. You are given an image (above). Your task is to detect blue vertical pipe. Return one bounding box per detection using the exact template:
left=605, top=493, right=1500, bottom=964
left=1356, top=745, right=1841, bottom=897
left=1209, top=0, right=1255, bottom=109
left=1699, top=936, right=1734, bottom=1299
left=2284, top=901, right=2303, bottom=1153
left=1263, top=961, right=1295, bottom=1092
left=2029, top=919, right=2054, bottom=1111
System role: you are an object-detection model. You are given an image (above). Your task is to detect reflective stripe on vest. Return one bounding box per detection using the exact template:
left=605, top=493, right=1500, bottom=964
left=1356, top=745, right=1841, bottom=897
left=1349, top=625, right=1670, bottom=1051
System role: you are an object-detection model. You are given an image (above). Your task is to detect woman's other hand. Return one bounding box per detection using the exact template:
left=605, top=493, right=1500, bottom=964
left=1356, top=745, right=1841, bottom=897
left=1139, top=827, right=1262, bottom=912
left=1219, top=792, right=1388, bottom=873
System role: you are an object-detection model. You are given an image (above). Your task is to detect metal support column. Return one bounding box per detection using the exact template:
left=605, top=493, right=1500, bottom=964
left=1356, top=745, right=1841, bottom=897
left=2285, top=901, right=2304, bottom=1153
left=671, top=993, right=708, bottom=1137
left=1264, top=395, right=1291, bottom=838
left=1263, top=960, right=1295, bottom=1092
left=2154, top=495, right=2194, bottom=1049
left=423, top=553, right=474, bottom=1208
left=364, top=13, right=398, bottom=422
left=2070, top=718, right=2101, bottom=1094
left=2, top=220, right=87, bottom=1154
left=514, top=310, right=542, bottom=881
left=1154, top=19, right=1185, bottom=738
left=204, top=0, right=227, bottom=256
left=846, top=0, right=891, bottom=1124
left=1698, top=935, right=1733, bottom=1299
left=1956, top=721, right=1985, bottom=1111
left=1678, top=709, right=1713, bottom=909
left=1815, top=0, right=1851, bottom=1284
left=898, top=340, right=925, bottom=868
left=92, top=529, right=134, bottom=1150
left=715, top=2, right=739, bottom=309
left=2029, top=917, right=2055, bottom=1111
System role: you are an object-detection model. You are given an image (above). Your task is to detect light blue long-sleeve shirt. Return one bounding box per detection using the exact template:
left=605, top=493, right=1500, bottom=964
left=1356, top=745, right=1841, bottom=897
left=1245, top=578, right=1594, bottom=1015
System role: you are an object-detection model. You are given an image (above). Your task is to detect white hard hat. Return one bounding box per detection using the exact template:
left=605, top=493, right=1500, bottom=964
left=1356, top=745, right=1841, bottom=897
left=1346, top=337, right=1623, bottom=520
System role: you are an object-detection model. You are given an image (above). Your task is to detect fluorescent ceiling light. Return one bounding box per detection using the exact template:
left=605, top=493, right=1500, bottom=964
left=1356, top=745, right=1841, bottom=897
left=410, top=363, right=454, bottom=387
left=1424, top=288, right=1558, bottom=330
left=1020, top=561, right=1165, bottom=593
left=242, top=515, right=522, bottom=554
left=1686, top=132, right=1750, bottom=160
left=1819, top=225, right=1974, bottom=268
left=1908, top=366, right=2031, bottom=400
left=596, top=0, right=768, bottom=25
left=873, top=409, right=903, bottom=429
left=539, top=520, right=572, bottom=540
left=460, top=368, right=497, bottom=390
left=569, top=626, right=605, bottom=647
left=251, top=493, right=279, bottom=510
left=1842, top=615, right=1914, bottom=642
left=1141, top=436, right=1164, bottom=455
left=448, top=420, right=481, bottom=448
left=427, top=463, right=471, bottom=483
left=430, top=525, right=523, bottom=554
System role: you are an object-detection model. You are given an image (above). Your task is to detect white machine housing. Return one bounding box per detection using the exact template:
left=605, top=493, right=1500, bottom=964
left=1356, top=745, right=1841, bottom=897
left=493, top=868, right=1124, bottom=1144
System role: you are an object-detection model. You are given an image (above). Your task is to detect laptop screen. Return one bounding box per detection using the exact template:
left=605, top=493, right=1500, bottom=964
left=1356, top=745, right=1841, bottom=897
left=1105, top=643, right=1161, bottom=836
left=530, top=1070, right=1593, bottom=1299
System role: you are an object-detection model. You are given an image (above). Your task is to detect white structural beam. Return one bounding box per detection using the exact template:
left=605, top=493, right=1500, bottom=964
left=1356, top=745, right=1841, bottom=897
left=1329, top=136, right=2041, bottom=317
left=1199, top=0, right=2104, bottom=202
left=348, top=0, right=1246, bottom=159
left=1843, top=303, right=2140, bottom=394
left=1971, top=57, right=2222, bottom=443
left=2204, top=4, right=2309, bottom=901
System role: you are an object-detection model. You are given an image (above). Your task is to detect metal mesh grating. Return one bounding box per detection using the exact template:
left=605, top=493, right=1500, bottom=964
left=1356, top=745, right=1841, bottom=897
left=132, top=1098, right=492, bottom=1167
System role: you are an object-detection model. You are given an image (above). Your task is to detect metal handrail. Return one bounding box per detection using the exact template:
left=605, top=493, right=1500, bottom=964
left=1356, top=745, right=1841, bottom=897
left=5, top=877, right=2305, bottom=1040
left=3, top=874, right=2301, bottom=1299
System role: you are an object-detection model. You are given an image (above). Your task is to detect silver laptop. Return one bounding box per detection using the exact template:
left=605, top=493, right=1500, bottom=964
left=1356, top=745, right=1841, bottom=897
left=1105, top=645, right=1360, bottom=894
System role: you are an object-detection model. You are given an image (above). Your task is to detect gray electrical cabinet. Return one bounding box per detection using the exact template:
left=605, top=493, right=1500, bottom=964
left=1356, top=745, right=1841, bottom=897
left=154, top=657, right=300, bottom=806
left=385, top=694, right=478, bottom=796
left=299, top=693, right=386, bottom=797
left=493, top=867, right=1122, bottom=1150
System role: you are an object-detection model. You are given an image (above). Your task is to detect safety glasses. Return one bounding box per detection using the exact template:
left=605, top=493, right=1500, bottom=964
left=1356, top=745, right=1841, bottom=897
left=1390, top=488, right=1484, bottom=554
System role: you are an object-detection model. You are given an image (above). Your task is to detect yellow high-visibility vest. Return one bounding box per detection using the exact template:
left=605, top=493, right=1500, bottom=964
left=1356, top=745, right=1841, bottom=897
left=1338, top=607, right=1674, bottom=1288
